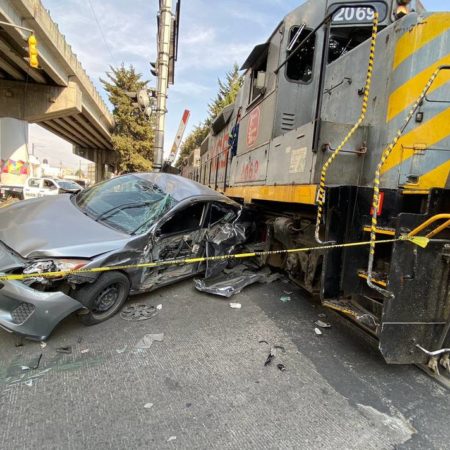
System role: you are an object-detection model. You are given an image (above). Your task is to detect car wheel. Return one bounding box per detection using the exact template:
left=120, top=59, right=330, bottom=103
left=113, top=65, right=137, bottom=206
left=75, top=272, right=130, bottom=326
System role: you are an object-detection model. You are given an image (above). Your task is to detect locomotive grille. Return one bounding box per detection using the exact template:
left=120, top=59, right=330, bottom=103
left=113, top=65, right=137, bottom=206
left=11, top=302, right=35, bottom=324
left=281, top=112, right=295, bottom=131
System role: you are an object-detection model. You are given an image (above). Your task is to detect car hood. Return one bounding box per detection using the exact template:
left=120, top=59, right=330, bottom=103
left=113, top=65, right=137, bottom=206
left=0, top=195, right=131, bottom=259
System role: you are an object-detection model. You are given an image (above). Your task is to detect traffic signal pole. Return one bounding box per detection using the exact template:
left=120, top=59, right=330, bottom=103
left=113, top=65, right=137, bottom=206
left=153, top=0, right=172, bottom=172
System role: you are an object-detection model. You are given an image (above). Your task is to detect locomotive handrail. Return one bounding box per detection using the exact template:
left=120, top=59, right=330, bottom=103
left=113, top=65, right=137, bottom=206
left=408, top=214, right=450, bottom=239
left=274, top=3, right=377, bottom=74
left=366, top=66, right=450, bottom=297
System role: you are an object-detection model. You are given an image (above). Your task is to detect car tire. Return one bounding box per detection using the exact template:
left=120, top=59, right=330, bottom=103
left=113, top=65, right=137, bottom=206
left=75, top=272, right=130, bottom=326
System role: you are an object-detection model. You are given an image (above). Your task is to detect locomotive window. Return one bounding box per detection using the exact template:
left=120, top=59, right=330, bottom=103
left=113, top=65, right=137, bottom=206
left=328, top=27, right=374, bottom=64
left=249, top=51, right=268, bottom=104
left=286, top=27, right=315, bottom=83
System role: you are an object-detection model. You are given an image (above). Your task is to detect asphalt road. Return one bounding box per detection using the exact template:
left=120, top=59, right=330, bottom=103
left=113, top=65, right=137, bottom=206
left=0, top=277, right=449, bottom=450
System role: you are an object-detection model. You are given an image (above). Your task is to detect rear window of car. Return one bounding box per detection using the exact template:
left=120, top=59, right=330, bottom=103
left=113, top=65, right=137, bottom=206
left=27, top=178, right=40, bottom=187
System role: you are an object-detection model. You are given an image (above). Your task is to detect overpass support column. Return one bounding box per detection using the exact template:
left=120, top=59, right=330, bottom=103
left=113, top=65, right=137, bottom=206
left=94, top=149, right=106, bottom=183
left=0, top=118, right=29, bottom=186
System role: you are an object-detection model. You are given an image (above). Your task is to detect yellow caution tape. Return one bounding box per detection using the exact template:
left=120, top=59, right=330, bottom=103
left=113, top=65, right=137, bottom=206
left=0, top=235, right=429, bottom=282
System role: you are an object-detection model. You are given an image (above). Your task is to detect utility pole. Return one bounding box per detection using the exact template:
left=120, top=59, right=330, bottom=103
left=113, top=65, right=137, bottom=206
left=153, top=0, right=173, bottom=172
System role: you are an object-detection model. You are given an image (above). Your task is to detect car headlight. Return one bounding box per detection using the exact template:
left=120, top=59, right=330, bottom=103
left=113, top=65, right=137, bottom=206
left=23, top=259, right=89, bottom=276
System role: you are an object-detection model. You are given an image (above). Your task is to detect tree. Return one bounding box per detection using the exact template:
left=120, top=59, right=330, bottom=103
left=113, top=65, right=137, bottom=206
left=101, top=65, right=154, bottom=173
left=75, top=169, right=85, bottom=178
left=206, top=63, right=243, bottom=123
left=175, top=64, right=243, bottom=167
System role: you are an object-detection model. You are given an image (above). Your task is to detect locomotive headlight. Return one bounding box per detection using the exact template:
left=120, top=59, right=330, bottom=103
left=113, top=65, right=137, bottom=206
left=395, top=0, right=411, bottom=19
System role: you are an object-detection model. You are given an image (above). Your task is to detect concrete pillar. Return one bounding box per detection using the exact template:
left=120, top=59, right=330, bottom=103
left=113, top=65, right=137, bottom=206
left=0, top=118, right=29, bottom=186
left=94, top=149, right=105, bottom=183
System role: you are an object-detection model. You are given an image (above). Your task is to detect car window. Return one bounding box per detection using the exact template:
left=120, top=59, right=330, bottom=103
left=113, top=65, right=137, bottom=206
left=27, top=178, right=40, bottom=188
left=43, top=179, right=57, bottom=189
left=57, top=180, right=81, bottom=190
left=75, top=174, right=178, bottom=235
left=208, top=202, right=238, bottom=227
left=160, top=203, right=205, bottom=236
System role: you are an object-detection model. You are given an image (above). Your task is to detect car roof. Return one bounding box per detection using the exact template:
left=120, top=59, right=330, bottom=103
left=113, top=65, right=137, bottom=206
left=131, top=172, right=238, bottom=205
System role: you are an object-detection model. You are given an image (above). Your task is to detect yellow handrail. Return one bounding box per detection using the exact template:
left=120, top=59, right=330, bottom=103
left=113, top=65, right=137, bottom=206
left=408, top=214, right=450, bottom=238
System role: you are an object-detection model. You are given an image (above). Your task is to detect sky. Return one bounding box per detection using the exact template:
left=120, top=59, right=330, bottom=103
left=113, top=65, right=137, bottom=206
left=32, top=0, right=443, bottom=170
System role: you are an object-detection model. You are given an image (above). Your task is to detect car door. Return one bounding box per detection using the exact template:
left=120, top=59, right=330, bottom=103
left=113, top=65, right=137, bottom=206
left=138, top=202, right=208, bottom=290
left=23, top=178, right=41, bottom=199
left=41, top=179, right=59, bottom=197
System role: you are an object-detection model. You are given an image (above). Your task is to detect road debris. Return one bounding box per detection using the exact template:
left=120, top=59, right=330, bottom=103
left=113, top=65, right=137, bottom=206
left=315, top=320, right=331, bottom=328
left=229, top=302, right=242, bottom=309
left=56, top=346, right=72, bottom=354
left=116, top=346, right=127, bottom=354
left=167, top=436, right=177, bottom=442
left=314, top=328, right=323, bottom=336
left=121, top=304, right=158, bottom=321
left=135, top=333, right=164, bottom=349
left=194, top=266, right=282, bottom=298
left=40, top=342, right=47, bottom=349
left=25, top=380, right=33, bottom=387
left=144, top=403, right=154, bottom=409
left=156, top=304, right=163, bottom=310
left=277, top=363, right=286, bottom=372
left=20, top=353, right=43, bottom=371
left=318, top=313, right=327, bottom=319
left=280, top=295, right=291, bottom=303
left=80, top=349, right=90, bottom=354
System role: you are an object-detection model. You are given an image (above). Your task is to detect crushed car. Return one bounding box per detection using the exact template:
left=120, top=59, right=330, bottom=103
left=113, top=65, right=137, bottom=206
left=0, top=173, right=254, bottom=340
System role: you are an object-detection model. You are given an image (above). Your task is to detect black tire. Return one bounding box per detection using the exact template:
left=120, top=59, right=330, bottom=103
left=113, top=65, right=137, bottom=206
left=75, top=272, right=130, bottom=326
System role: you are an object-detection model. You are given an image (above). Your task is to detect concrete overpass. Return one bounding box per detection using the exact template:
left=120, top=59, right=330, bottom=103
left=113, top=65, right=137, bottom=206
left=0, top=0, right=116, bottom=180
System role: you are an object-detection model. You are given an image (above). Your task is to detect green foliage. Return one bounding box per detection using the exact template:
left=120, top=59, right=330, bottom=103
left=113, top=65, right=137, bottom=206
left=206, top=63, right=243, bottom=123
left=101, top=64, right=154, bottom=173
left=74, top=169, right=85, bottom=178
left=175, top=63, right=243, bottom=168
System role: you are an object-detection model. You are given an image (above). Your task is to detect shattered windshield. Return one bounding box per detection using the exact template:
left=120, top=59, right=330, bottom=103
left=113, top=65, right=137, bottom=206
left=75, top=174, right=177, bottom=234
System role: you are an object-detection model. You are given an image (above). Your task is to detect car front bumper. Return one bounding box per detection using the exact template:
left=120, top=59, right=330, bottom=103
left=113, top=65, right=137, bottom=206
left=0, top=280, right=83, bottom=340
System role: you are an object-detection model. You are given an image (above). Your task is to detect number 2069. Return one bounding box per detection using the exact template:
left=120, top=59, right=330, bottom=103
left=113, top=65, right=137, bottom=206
left=333, top=7, right=378, bottom=23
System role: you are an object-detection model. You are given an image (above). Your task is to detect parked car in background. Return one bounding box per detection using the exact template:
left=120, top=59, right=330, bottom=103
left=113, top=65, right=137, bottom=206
left=23, top=177, right=83, bottom=200
left=0, top=173, right=252, bottom=340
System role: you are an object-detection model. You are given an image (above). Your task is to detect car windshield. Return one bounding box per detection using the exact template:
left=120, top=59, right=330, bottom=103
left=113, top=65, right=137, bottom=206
left=75, top=174, right=177, bottom=234
left=58, top=180, right=81, bottom=190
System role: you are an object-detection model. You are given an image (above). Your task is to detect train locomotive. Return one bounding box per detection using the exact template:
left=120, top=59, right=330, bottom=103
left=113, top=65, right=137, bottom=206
left=180, top=0, right=450, bottom=376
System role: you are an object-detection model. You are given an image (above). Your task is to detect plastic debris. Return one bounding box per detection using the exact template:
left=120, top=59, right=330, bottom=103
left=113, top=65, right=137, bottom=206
left=56, top=346, right=72, bottom=354
left=314, top=327, right=323, bottom=336
left=144, top=403, right=154, bottom=409
left=80, top=349, right=90, bottom=354
left=25, top=380, right=33, bottom=387
left=40, top=342, right=47, bottom=349
left=315, top=320, right=331, bottom=328
left=120, top=304, right=158, bottom=321
left=283, top=290, right=293, bottom=295
left=167, top=436, right=177, bottom=442
left=280, top=295, right=291, bottom=303
left=135, top=333, right=164, bottom=349
left=229, top=302, right=242, bottom=309
left=116, top=346, right=127, bottom=354
left=156, top=304, right=163, bottom=310
left=277, top=363, right=286, bottom=372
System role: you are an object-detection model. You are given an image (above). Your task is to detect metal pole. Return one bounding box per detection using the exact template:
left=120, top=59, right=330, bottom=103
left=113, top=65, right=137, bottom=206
left=153, top=0, right=172, bottom=171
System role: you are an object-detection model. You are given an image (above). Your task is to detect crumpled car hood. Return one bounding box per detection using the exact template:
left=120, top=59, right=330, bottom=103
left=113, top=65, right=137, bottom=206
left=0, top=195, right=131, bottom=259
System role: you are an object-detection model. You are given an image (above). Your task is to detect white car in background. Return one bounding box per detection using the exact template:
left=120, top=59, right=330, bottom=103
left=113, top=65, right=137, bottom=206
left=23, top=177, right=83, bottom=200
